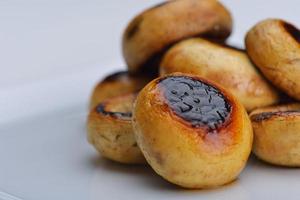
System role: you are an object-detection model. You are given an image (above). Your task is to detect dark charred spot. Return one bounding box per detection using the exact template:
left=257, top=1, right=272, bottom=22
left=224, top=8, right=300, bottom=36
left=158, top=76, right=232, bottom=131
left=251, top=110, right=300, bottom=122
left=283, top=22, right=300, bottom=43
left=102, top=71, right=128, bottom=82
left=126, top=17, right=143, bottom=40
left=96, top=104, right=132, bottom=120
left=251, top=112, right=275, bottom=122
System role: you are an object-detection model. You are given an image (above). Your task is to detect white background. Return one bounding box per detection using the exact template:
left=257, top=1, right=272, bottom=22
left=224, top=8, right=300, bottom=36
left=1, top=0, right=300, bottom=88
left=0, top=1, right=300, bottom=200
left=1, top=0, right=300, bottom=123
left=0, top=0, right=300, bottom=123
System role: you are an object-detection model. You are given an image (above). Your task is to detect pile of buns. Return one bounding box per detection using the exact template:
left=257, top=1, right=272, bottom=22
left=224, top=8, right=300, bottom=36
left=87, top=0, right=300, bottom=189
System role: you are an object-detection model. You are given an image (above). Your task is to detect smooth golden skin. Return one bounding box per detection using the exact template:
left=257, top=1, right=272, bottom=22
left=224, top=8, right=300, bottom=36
left=160, top=38, right=280, bottom=111
left=87, top=93, right=146, bottom=164
left=89, top=71, right=152, bottom=110
left=250, top=103, right=300, bottom=167
left=123, top=0, right=232, bottom=72
left=246, top=19, right=300, bottom=100
left=133, top=73, right=253, bottom=188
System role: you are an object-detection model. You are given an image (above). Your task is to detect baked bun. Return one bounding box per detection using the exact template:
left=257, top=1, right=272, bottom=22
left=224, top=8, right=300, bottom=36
left=90, top=71, right=152, bottom=109
left=122, top=0, right=232, bottom=73
left=133, top=73, right=253, bottom=188
left=160, top=38, right=280, bottom=111
left=246, top=19, right=300, bottom=100
left=250, top=103, right=300, bottom=166
left=87, top=93, right=145, bottom=164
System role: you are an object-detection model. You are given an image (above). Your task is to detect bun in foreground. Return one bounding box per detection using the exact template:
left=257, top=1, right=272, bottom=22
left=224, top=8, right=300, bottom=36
left=133, top=73, right=253, bottom=188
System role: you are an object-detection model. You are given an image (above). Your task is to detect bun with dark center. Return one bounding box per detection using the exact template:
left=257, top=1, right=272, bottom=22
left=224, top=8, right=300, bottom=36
left=87, top=93, right=145, bottom=164
left=246, top=19, right=300, bottom=100
left=133, top=73, right=253, bottom=188
left=250, top=103, right=300, bottom=166
left=122, top=0, right=232, bottom=73
left=89, top=71, right=152, bottom=110
left=160, top=38, right=280, bottom=111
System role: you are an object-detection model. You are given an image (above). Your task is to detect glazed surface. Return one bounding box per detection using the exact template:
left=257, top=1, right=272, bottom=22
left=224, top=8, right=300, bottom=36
left=158, top=76, right=231, bottom=130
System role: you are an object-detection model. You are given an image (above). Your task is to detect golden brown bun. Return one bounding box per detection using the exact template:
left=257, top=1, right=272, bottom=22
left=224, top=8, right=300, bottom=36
left=246, top=19, right=300, bottom=100
left=89, top=71, right=152, bottom=110
left=123, top=0, right=232, bottom=73
left=160, top=38, right=280, bottom=111
left=87, top=93, right=146, bottom=164
left=133, top=73, right=253, bottom=188
left=250, top=103, right=300, bottom=166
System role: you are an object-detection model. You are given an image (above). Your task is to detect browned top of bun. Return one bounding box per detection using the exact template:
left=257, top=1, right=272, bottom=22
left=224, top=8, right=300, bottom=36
left=141, top=73, right=246, bottom=153
left=156, top=75, right=232, bottom=132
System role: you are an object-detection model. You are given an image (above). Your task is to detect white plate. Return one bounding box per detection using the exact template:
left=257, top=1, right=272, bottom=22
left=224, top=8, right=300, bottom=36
left=1, top=1, right=300, bottom=199
left=2, top=102, right=300, bottom=200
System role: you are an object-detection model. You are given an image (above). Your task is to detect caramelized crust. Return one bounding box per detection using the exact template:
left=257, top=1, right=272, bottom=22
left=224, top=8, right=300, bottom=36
left=250, top=103, right=300, bottom=166
left=89, top=71, right=152, bottom=109
left=87, top=93, right=145, bottom=164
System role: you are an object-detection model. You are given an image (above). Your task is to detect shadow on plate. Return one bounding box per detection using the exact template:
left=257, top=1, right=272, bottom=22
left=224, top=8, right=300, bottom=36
left=248, top=154, right=300, bottom=170
left=89, top=155, right=177, bottom=190
left=88, top=155, right=242, bottom=194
